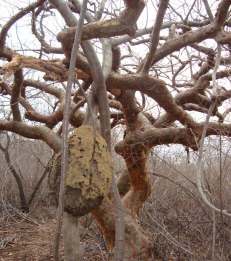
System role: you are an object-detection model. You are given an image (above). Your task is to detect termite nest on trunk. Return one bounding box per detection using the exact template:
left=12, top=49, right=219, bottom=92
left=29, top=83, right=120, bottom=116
left=48, top=125, right=112, bottom=217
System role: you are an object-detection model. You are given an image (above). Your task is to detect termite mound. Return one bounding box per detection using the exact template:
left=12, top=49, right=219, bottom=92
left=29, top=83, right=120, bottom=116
left=48, top=125, right=112, bottom=217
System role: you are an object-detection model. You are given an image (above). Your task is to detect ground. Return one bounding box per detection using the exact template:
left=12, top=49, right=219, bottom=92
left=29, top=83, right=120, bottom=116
left=0, top=217, right=57, bottom=261
left=0, top=208, right=106, bottom=261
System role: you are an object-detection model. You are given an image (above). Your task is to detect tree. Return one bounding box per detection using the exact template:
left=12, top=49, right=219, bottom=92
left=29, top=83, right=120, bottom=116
left=1, top=0, right=231, bottom=260
left=0, top=132, right=50, bottom=213
left=0, top=132, right=29, bottom=212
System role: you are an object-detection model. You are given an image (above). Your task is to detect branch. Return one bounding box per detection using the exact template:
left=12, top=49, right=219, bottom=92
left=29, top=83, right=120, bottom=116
left=57, top=0, right=145, bottom=60
left=31, top=9, right=63, bottom=54
left=202, top=0, right=214, bottom=21
left=11, top=70, right=23, bottom=121
left=141, top=0, right=169, bottom=74
left=101, top=38, right=125, bottom=261
left=0, top=0, right=45, bottom=50
left=0, top=120, right=61, bottom=152
left=82, top=42, right=111, bottom=145
left=95, top=0, right=107, bottom=20
left=1, top=80, right=70, bottom=128
left=23, top=80, right=63, bottom=99
left=107, top=73, right=197, bottom=128
left=3, top=55, right=89, bottom=82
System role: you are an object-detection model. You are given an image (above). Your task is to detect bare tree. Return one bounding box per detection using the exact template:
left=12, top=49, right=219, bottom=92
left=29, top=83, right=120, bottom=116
left=0, top=132, right=50, bottom=213
left=1, top=0, right=231, bottom=260
left=0, top=132, right=29, bottom=212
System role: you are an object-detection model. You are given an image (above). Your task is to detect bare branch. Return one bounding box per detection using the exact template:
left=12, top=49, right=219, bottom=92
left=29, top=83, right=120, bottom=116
left=11, top=70, right=23, bottom=121
left=0, top=0, right=45, bottom=50
left=0, top=120, right=61, bottom=152
left=141, top=0, right=169, bottom=74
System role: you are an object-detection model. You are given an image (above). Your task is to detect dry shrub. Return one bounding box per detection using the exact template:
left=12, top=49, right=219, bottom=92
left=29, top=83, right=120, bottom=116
left=141, top=143, right=231, bottom=260
left=1, top=136, right=231, bottom=260
left=0, top=136, right=52, bottom=215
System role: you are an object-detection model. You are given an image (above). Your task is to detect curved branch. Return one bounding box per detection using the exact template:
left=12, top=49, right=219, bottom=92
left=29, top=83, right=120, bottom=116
left=107, top=73, right=196, bottom=128
left=0, top=0, right=45, bottom=50
left=0, top=120, right=61, bottom=152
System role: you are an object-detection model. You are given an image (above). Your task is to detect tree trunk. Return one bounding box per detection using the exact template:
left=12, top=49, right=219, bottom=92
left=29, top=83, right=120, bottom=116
left=63, top=211, right=81, bottom=261
left=92, top=198, right=153, bottom=260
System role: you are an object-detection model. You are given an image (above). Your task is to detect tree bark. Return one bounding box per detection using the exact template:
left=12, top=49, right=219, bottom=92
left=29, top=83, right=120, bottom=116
left=63, top=212, right=81, bottom=261
left=92, top=198, right=153, bottom=260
